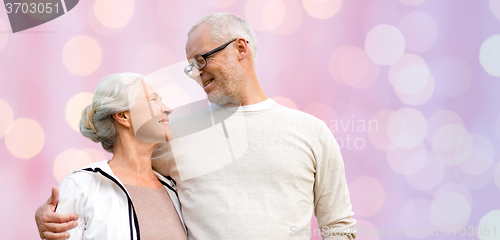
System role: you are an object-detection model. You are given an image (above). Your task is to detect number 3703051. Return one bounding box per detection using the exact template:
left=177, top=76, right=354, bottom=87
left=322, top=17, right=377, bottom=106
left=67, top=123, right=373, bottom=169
left=5, top=2, right=59, bottom=14
left=443, top=226, right=497, bottom=237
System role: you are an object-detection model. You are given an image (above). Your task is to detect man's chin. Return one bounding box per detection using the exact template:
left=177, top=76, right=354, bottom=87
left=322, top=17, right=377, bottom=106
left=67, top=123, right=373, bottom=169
left=208, top=94, right=240, bottom=106
left=208, top=94, right=229, bottom=105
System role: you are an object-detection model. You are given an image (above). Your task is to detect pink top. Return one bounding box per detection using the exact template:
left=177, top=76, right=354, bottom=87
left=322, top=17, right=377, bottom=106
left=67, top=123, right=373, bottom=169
left=124, top=184, right=188, bottom=240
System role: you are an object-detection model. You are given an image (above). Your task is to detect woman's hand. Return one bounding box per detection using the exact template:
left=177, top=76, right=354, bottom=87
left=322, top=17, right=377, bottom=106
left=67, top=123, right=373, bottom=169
left=35, top=186, right=78, bottom=240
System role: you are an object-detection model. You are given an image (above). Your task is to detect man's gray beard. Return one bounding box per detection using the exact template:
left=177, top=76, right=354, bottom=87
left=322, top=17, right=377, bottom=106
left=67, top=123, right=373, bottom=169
left=208, top=56, right=245, bottom=106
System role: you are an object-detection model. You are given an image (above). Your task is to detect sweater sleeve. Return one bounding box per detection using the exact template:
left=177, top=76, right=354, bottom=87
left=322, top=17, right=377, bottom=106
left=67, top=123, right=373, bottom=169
left=313, top=123, right=357, bottom=240
left=56, top=176, right=86, bottom=240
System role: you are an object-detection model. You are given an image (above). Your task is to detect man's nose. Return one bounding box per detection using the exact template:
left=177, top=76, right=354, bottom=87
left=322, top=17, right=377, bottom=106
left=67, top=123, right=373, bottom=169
left=192, top=67, right=202, bottom=78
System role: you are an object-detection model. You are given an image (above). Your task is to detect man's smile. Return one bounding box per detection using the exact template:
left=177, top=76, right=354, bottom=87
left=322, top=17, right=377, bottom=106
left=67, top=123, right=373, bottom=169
left=203, top=78, right=214, bottom=88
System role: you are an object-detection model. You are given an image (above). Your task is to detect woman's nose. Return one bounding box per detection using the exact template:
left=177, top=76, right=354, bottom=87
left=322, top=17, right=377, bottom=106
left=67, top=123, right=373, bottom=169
left=161, top=105, right=172, bottom=116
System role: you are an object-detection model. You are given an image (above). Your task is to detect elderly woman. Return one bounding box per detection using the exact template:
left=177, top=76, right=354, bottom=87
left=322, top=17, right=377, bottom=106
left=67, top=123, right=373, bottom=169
left=49, top=73, right=188, bottom=240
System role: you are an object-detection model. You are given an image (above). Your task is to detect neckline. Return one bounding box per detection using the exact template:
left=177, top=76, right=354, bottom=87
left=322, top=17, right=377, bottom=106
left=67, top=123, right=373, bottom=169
left=212, top=98, right=278, bottom=112
left=123, top=183, right=165, bottom=190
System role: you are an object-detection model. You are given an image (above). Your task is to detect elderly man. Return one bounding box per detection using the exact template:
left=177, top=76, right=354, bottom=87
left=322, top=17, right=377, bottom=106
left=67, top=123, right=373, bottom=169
left=35, top=13, right=356, bottom=240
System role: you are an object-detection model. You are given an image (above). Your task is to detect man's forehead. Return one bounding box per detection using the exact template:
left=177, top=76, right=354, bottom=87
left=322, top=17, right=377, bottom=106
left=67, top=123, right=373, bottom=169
left=185, top=23, right=215, bottom=58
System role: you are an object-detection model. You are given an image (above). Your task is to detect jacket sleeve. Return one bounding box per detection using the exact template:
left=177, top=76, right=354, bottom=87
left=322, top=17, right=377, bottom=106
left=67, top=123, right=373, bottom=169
left=313, top=123, right=357, bottom=240
left=56, top=176, right=86, bottom=240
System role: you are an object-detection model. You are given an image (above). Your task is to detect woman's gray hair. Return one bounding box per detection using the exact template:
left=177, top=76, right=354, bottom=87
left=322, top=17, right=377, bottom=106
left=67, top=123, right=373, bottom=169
left=188, top=13, right=258, bottom=62
left=80, top=72, right=147, bottom=153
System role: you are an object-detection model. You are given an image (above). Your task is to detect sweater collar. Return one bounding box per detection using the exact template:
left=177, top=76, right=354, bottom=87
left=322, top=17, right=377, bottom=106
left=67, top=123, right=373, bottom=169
left=211, top=98, right=278, bottom=112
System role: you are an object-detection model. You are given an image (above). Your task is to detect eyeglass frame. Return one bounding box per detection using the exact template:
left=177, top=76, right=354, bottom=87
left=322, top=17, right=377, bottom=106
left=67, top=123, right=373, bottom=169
left=184, top=38, right=249, bottom=78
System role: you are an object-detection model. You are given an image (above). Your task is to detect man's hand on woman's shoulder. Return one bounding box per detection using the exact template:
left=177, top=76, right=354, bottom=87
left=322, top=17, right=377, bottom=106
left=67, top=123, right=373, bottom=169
left=35, top=186, right=78, bottom=240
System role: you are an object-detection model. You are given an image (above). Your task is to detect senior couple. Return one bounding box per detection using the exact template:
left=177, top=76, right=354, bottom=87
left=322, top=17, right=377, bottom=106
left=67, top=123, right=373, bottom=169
left=35, top=13, right=356, bottom=240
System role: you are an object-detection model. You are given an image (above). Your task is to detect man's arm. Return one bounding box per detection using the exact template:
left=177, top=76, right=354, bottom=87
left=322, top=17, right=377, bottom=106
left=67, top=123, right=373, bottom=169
left=313, top=123, right=356, bottom=240
left=35, top=186, right=78, bottom=240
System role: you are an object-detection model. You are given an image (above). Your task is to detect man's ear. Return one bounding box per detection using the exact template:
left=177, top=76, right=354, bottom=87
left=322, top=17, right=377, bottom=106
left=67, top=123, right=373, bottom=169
left=236, top=38, right=249, bottom=61
left=113, top=111, right=132, bottom=128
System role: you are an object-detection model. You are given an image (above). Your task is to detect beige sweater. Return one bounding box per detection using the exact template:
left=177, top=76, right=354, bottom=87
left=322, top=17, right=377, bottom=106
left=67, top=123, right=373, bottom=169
left=155, top=99, right=356, bottom=240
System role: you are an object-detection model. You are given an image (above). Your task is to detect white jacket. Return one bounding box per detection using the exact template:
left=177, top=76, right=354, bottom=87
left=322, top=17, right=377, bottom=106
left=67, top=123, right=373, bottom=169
left=56, top=160, right=187, bottom=240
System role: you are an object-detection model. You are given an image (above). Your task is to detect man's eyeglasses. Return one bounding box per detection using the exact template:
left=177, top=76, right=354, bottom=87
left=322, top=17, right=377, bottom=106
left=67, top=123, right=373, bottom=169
left=184, top=38, right=248, bottom=78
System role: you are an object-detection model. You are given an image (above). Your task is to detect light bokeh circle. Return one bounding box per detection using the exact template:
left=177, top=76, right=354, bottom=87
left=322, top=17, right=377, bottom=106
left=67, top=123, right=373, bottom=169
left=426, top=110, right=465, bottom=143
left=302, top=0, right=342, bottom=19
left=263, top=0, right=286, bottom=30
left=433, top=56, right=472, bottom=97
left=0, top=66, right=4, bottom=91
left=0, top=99, right=14, bottom=138
left=430, top=192, right=471, bottom=232
left=246, top=0, right=302, bottom=34
left=398, top=12, right=437, bottom=52
left=400, top=198, right=433, bottom=239
left=329, top=45, right=380, bottom=88
left=431, top=124, right=468, bottom=151
left=348, top=85, right=390, bottom=117
left=495, top=117, right=500, bottom=145
left=354, top=219, right=380, bottom=240
left=303, top=103, right=338, bottom=123
left=458, top=135, right=495, bottom=175
left=456, top=163, right=495, bottom=190
left=66, top=92, right=94, bottom=132
left=53, top=149, right=93, bottom=183
left=349, top=176, right=386, bottom=216
left=329, top=45, right=354, bottom=85
left=495, top=162, right=500, bottom=190
left=368, top=110, right=394, bottom=151
left=480, top=34, right=500, bottom=77
left=245, top=0, right=276, bottom=31
left=5, top=118, right=45, bottom=159
left=394, top=73, right=435, bottom=106
left=340, top=47, right=368, bottom=87
left=206, top=0, right=239, bottom=8
left=469, top=134, right=495, bottom=157
left=272, top=0, right=303, bottom=35
left=389, top=54, right=428, bottom=85
left=94, top=0, right=135, bottom=29
left=394, top=64, right=429, bottom=95
left=405, top=153, right=444, bottom=191
left=387, top=108, right=427, bottom=148
left=271, top=96, right=299, bottom=110
left=82, top=148, right=108, bottom=162
left=478, top=210, right=500, bottom=240
left=157, top=1, right=193, bottom=30
left=458, top=149, right=493, bottom=175
left=431, top=124, right=472, bottom=165
left=388, top=53, right=435, bottom=105
left=387, top=143, right=427, bottom=176
left=490, top=0, right=500, bottom=22
left=365, top=24, right=406, bottom=65
left=400, top=0, right=426, bottom=6
left=340, top=47, right=380, bottom=88
left=88, top=1, right=123, bottom=37
left=434, top=183, right=473, bottom=206
left=62, top=36, right=102, bottom=76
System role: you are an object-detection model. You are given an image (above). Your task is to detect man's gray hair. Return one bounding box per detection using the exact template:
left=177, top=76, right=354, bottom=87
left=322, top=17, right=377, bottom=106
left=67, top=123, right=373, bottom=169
left=80, top=72, right=148, bottom=153
left=188, top=13, right=258, bottom=62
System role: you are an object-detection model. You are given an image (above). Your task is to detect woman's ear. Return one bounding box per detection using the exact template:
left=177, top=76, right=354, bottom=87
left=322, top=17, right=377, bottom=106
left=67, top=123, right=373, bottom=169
left=236, top=38, right=249, bottom=61
left=113, top=111, right=132, bottom=128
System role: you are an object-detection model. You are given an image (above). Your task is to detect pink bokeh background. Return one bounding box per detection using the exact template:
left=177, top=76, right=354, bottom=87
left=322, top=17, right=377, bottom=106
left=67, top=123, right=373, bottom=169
left=1, top=0, right=500, bottom=239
